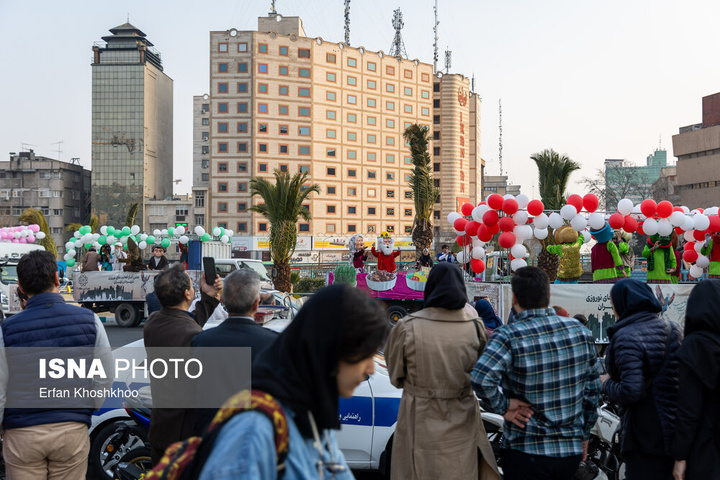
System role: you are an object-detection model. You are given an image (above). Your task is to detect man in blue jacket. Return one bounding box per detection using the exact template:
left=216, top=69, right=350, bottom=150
left=0, top=250, right=113, bottom=479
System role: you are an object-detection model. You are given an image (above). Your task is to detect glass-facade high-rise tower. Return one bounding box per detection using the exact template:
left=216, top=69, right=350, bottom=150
left=91, top=22, right=173, bottom=230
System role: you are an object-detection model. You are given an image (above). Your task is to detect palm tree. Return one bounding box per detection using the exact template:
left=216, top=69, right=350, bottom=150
left=125, top=202, right=139, bottom=227
left=403, top=124, right=439, bottom=255
left=531, top=149, right=581, bottom=281
left=250, top=170, right=320, bottom=292
left=17, top=209, right=57, bottom=257
left=66, top=215, right=100, bottom=234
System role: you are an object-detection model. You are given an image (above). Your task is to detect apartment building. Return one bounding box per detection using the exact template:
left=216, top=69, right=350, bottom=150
left=206, top=13, right=480, bottom=239
left=192, top=95, right=210, bottom=229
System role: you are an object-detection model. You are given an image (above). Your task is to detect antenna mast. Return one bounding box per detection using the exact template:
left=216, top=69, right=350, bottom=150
left=270, top=0, right=276, bottom=14
left=344, top=0, right=351, bottom=45
left=444, top=47, right=451, bottom=74
left=389, top=8, right=407, bottom=58
left=51, top=140, right=63, bottom=160
left=499, top=99, right=503, bottom=176
left=433, top=0, right=439, bottom=73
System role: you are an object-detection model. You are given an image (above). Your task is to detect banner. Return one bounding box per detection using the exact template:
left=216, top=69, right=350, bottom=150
left=73, top=271, right=204, bottom=303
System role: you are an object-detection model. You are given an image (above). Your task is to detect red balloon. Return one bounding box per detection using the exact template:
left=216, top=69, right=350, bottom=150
left=502, top=198, right=519, bottom=215
left=483, top=210, right=499, bottom=226
left=453, top=218, right=468, bottom=232
left=477, top=225, right=493, bottom=242
left=457, top=234, right=470, bottom=247
left=498, top=216, right=516, bottom=232
left=465, top=220, right=480, bottom=237
left=684, top=242, right=695, bottom=251
left=637, top=222, right=645, bottom=235
left=527, top=200, right=544, bottom=216
left=486, top=223, right=500, bottom=235
left=498, top=232, right=516, bottom=249
left=567, top=194, right=583, bottom=213
left=697, top=208, right=705, bottom=214
left=694, top=230, right=707, bottom=241
left=683, top=250, right=698, bottom=263
left=487, top=194, right=504, bottom=210
left=472, top=258, right=486, bottom=274
left=709, top=215, right=720, bottom=233
left=623, top=216, right=638, bottom=233
left=640, top=199, right=657, bottom=218
left=583, top=193, right=599, bottom=213
left=656, top=200, right=673, bottom=219
left=461, top=202, right=474, bottom=216
left=673, top=206, right=684, bottom=213
left=675, top=227, right=684, bottom=235
left=609, top=213, right=625, bottom=230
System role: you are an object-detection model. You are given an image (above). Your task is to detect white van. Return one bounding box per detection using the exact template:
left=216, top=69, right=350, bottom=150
left=213, top=258, right=274, bottom=290
left=0, top=243, right=46, bottom=316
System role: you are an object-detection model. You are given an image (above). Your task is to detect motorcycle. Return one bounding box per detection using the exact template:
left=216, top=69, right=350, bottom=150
left=110, top=400, right=153, bottom=480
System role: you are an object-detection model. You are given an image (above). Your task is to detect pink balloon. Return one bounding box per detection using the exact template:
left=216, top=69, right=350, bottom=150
left=12, top=239, right=19, bottom=243
left=19, top=238, right=27, bottom=244
left=29, top=224, right=40, bottom=233
left=27, top=235, right=36, bottom=243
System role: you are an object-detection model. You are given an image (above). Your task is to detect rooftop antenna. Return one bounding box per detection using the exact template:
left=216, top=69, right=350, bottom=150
left=51, top=140, right=63, bottom=160
left=389, top=8, right=407, bottom=59
left=127, top=13, right=130, bottom=22
left=270, top=0, right=276, bottom=14
left=659, top=134, right=662, bottom=150
left=70, top=157, right=81, bottom=166
left=344, top=0, right=351, bottom=46
left=499, top=99, right=503, bottom=176
left=20, top=143, right=36, bottom=152
left=444, top=47, right=451, bottom=74
left=433, top=0, right=439, bottom=73
left=471, top=72, right=475, bottom=93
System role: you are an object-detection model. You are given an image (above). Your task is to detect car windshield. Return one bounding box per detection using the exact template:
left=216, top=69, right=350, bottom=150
left=0, top=265, right=18, bottom=285
left=373, top=353, right=389, bottom=376
left=240, top=262, right=272, bottom=282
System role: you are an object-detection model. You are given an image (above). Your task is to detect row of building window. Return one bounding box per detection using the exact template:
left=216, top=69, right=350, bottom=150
left=217, top=136, right=410, bottom=154
left=219, top=62, right=311, bottom=77
left=217, top=101, right=430, bottom=117
left=206, top=217, right=410, bottom=235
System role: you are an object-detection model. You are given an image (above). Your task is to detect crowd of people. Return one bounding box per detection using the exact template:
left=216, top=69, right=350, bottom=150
left=1, top=246, right=719, bottom=479
left=79, top=243, right=177, bottom=272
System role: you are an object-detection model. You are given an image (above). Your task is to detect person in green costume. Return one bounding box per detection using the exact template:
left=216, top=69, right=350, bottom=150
left=590, top=223, right=624, bottom=283
left=546, top=225, right=584, bottom=283
left=642, top=234, right=677, bottom=284
left=700, top=232, right=720, bottom=279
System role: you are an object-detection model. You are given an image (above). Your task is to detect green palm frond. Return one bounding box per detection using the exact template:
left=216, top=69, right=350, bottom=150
left=531, top=149, right=581, bottom=211
left=125, top=203, right=139, bottom=227
left=403, top=124, right=438, bottom=251
left=17, top=208, right=57, bottom=257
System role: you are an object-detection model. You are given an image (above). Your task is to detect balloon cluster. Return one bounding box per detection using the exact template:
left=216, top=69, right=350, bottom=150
left=63, top=224, right=234, bottom=268
left=0, top=225, right=46, bottom=244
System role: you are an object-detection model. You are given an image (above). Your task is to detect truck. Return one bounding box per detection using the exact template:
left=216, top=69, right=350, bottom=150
left=0, top=243, right=45, bottom=317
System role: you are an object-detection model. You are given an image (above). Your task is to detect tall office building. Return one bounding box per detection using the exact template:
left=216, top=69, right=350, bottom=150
left=91, top=22, right=173, bottom=231
left=192, top=95, right=211, bottom=229
left=205, top=14, right=480, bottom=239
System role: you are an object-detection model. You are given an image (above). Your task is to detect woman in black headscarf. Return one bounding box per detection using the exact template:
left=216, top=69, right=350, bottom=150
left=385, top=263, right=500, bottom=480
left=601, top=278, right=682, bottom=480
left=199, top=284, right=389, bottom=479
left=672, top=280, right=720, bottom=480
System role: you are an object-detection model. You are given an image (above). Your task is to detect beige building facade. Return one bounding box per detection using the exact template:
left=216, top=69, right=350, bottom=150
left=192, top=95, right=210, bottom=229
left=206, top=14, right=480, bottom=240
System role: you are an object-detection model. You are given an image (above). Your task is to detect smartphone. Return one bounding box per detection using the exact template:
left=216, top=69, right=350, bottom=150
left=202, top=257, right=216, bottom=285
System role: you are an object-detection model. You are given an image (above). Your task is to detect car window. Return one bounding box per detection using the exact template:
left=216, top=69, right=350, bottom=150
left=240, top=262, right=272, bottom=282
left=215, top=263, right=236, bottom=278
left=0, top=265, right=18, bottom=285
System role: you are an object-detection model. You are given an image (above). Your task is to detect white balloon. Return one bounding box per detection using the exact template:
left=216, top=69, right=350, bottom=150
left=139, top=234, right=148, bottom=242
left=93, top=242, right=101, bottom=248
left=36, top=231, right=45, bottom=239
left=74, top=239, right=83, bottom=248
left=92, top=233, right=100, bottom=242
left=670, top=211, right=686, bottom=227
left=632, top=205, right=642, bottom=214
left=511, top=259, right=527, bottom=271
left=447, top=212, right=462, bottom=225
left=533, top=213, right=549, bottom=229
left=690, top=209, right=701, bottom=216
left=643, top=218, right=659, bottom=236
left=588, top=212, right=605, bottom=230
left=695, top=241, right=705, bottom=252
left=179, top=235, right=189, bottom=244
left=63, top=253, right=72, bottom=261
left=690, top=265, right=704, bottom=278
left=515, top=194, right=530, bottom=209
left=570, top=214, right=588, bottom=232
left=153, top=229, right=162, bottom=236
left=74, top=231, right=81, bottom=239
left=107, top=235, right=116, bottom=244
left=516, top=225, right=533, bottom=241
left=129, top=225, right=139, bottom=235
left=161, top=229, right=168, bottom=236
left=513, top=211, right=529, bottom=225
left=455, top=229, right=466, bottom=236
left=534, top=228, right=549, bottom=240
left=657, top=219, right=673, bottom=237
left=100, top=226, right=108, bottom=235
left=549, top=212, right=564, bottom=229
left=221, top=235, right=230, bottom=243
left=503, top=194, right=515, bottom=200
left=582, top=229, right=591, bottom=243
left=684, top=230, right=696, bottom=242
left=121, top=236, right=128, bottom=244
left=697, top=255, right=711, bottom=268
left=195, top=226, right=205, bottom=236
left=560, top=204, right=577, bottom=220
left=617, top=198, right=634, bottom=216
left=68, top=249, right=76, bottom=257
left=681, top=206, right=690, bottom=214
left=706, top=207, right=719, bottom=216
left=471, top=237, right=484, bottom=248
left=226, top=230, right=234, bottom=237
left=212, top=227, right=222, bottom=237
left=694, top=214, right=710, bottom=231
left=138, top=241, right=148, bottom=250
left=65, top=241, right=74, bottom=250
left=176, top=226, right=185, bottom=235
left=682, top=216, right=695, bottom=232
left=511, top=244, right=527, bottom=259
left=456, top=251, right=468, bottom=264
left=472, top=247, right=486, bottom=259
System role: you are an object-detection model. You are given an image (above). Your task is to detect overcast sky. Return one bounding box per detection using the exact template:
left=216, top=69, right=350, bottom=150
left=1, top=0, right=718, bottom=199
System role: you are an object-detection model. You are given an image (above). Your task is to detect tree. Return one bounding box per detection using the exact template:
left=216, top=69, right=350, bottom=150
left=250, top=170, right=320, bottom=292
left=66, top=215, right=100, bottom=234
left=581, top=160, right=653, bottom=212
left=531, top=149, right=581, bottom=281
left=403, top=124, right=439, bottom=255
left=17, top=209, right=57, bottom=257
left=125, top=203, right=139, bottom=227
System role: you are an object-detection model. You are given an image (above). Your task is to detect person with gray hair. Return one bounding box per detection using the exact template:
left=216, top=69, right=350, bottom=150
left=191, top=268, right=278, bottom=433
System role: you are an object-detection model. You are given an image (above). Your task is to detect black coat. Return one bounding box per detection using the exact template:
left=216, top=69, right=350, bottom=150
left=146, top=255, right=169, bottom=270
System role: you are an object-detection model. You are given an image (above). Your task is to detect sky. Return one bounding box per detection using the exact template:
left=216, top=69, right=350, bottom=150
left=2, top=0, right=719, bottom=200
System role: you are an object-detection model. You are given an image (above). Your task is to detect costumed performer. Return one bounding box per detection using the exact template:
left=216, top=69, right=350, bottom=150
left=643, top=233, right=677, bottom=284
left=590, top=222, right=623, bottom=283
left=612, top=230, right=635, bottom=278
left=348, top=234, right=368, bottom=273
left=700, top=232, right=720, bottom=279
left=546, top=225, right=584, bottom=284
left=371, top=231, right=400, bottom=273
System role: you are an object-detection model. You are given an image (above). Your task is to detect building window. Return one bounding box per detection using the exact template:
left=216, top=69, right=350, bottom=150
left=218, top=63, right=228, bottom=73
left=238, top=43, right=248, bottom=52
left=433, top=114, right=440, bottom=124
left=405, top=208, right=412, bottom=216
left=367, top=134, right=376, bottom=143
left=259, top=163, right=268, bottom=172
left=433, top=131, right=440, bottom=140
left=202, top=173, right=209, bottom=181
left=237, top=102, right=248, bottom=113
left=404, top=225, right=412, bottom=233
left=387, top=190, right=395, bottom=198
left=421, top=107, right=429, bottom=116
left=327, top=148, right=336, bottom=157
left=279, top=45, right=288, bottom=56
left=299, top=145, right=310, bottom=155
left=299, top=223, right=310, bottom=232
left=368, top=207, right=376, bottom=215
left=434, top=179, right=440, bottom=187
left=299, top=68, right=310, bottom=77
left=299, top=165, right=310, bottom=173
left=218, top=142, right=228, bottom=153
left=258, top=63, right=268, bottom=74
left=258, top=143, right=268, bottom=153
left=404, top=69, right=413, bottom=79
left=347, top=113, right=357, bottom=123
left=218, top=103, right=228, bottom=113
left=433, top=83, right=440, bottom=92
left=433, top=147, right=440, bottom=155
left=278, top=85, right=289, bottom=95
left=421, top=90, right=430, bottom=99
left=237, top=142, right=248, bottom=153
left=299, top=87, right=310, bottom=97
left=367, top=61, right=376, bottom=71
left=348, top=169, right=356, bottom=177
left=258, top=83, right=268, bottom=93
left=433, top=162, right=440, bottom=172
left=367, top=152, right=376, bottom=161
left=326, top=91, right=336, bottom=101
left=327, top=186, right=336, bottom=194
left=327, top=205, right=336, bottom=214
left=279, top=164, right=288, bottom=172
left=218, top=122, right=228, bottom=133
left=218, top=43, right=228, bottom=52
left=386, top=119, right=395, bottom=128
left=433, top=99, right=440, bottom=108
left=237, top=82, right=248, bottom=93
left=237, top=162, right=248, bottom=172
left=367, top=98, right=376, bottom=108
left=327, top=224, right=336, bottom=233
left=299, top=126, right=310, bottom=135
left=218, top=182, right=228, bottom=192
left=238, top=222, right=247, bottom=232
left=238, top=122, right=248, bottom=133
left=218, top=202, right=228, bottom=212
left=202, top=118, right=209, bottom=125
left=347, top=150, right=357, bottom=160
left=404, top=104, right=413, bottom=113
left=279, top=144, right=289, bottom=154
left=347, top=76, right=357, bottom=86
left=386, top=83, right=395, bottom=93
left=238, top=63, right=248, bottom=73
left=327, top=167, right=336, bottom=176
left=237, top=202, right=247, bottom=213
left=367, top=116, right=376, bottom=125
left=326, top=53, right=336, bottom=63
left=386, top=136, right=395, bottom=146
left=279, top=125, right=288, bottom=134
left=367, top=170, right=376, bottom=179
left=279, top=105, right=289, bottom=115
left=238, top=182, right=248, bottom=192
left=348, top=206, right=357, bottom=214
left=386, top=154, right=395, bottom=163
left=259, top=223, right=268, bottom=232
left=347, top=95, right=357, bottom=104
left=202, top=146, right=209, bottom=154
left=326, top=129, right=336, bottom=139
left=279, top=66, right=289, bottom=75
left=299, top=107, right=311, bottom=116
left=348, top=224, right=357, bottom=233
left=387, top=208, right=395, bottom=215
left=258, top=103, right=268, bottom=113
left=404, top=87, right=412, bottom=96
left=327, top=110, right=336, bottom=120
left=386, top=101, right=395, bottom=111
left=386, top=65, right=395, bottom=75
left=218, top=162, right=228, bottom=172
left=327, top=72, right=336, bottom=82
left=258, top=43, right=268, bottom=53
left=298, top=48, right=311, bottom=58
left=367, top=80, right=376, bottom=89
left=348, top=132, right=356, bottom=141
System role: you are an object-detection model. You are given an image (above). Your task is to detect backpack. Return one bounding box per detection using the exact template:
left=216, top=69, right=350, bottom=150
left=144, top=390, right=289, bottom=480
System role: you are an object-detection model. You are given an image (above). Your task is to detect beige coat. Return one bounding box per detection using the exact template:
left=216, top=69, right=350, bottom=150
left=386, top=304, right=500, bottom=480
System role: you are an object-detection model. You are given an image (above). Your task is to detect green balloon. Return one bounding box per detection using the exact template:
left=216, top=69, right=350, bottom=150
left=167, top=227, right=175, bottom=236
left=122, top=226, right=131, bottom=235
left=85, top=243, right=93, bottom=250
left=161, top=238, right=171, bottom=248
left=98, top=235, right=107, bottom=245
left=79, top=226, right=90, bottom=235
left=107, top=226, right=115, bottom=235
left=66, top=258, right=75, bottom=267
left=146, top=235, right=156, bottom=245
left=219, top=227, right=226, bottom=237
left=201, top=233, right=211, bottom=242
left=123, top=244, right=128, bottom=250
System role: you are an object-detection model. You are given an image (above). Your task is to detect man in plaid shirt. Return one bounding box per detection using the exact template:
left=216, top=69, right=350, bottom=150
left=472, top=267, right=601, bottom=479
